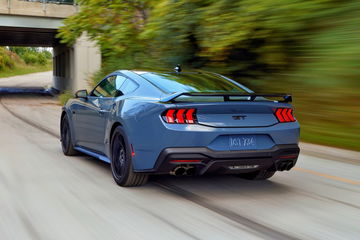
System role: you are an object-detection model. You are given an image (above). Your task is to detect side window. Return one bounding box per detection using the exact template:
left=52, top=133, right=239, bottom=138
left=119, top=79, right=139, bottom=95
left=92, top=76, right=117, bottom=97
left=115, top=75, right=127, bottom=90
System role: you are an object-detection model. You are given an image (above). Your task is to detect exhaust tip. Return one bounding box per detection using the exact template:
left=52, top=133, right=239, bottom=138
left=171, top=166, right=186, bottom=176
left=185, top=167, right=196, bottom=176
left=281, top=163, right=286, bottom=171
left=286, top=162, right=294, bottom=171
left=276, top=161, right=295, bottom=171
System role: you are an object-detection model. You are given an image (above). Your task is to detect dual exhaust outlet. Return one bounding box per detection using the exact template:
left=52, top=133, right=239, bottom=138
left=170, top=165, right=196, bottom=176
left=277, top=161, right=294, bottom=171
left=171, top=160, right=295, bottom=175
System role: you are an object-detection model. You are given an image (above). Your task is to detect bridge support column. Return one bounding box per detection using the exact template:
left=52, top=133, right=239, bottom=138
left=71, top=34, right=101, bottom=92
left=53, top=44, right=71, bottom=91
left=53, top=34, right=101, bottom=93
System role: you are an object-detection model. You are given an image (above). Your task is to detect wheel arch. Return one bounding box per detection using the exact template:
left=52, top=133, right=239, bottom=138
left=108, top=121, right=132, bottom=160
left=60, top=109, right=77, bottom=144
left=109, top=122, right=124, bottom=145
left=60, top=111, right=66, bottom=126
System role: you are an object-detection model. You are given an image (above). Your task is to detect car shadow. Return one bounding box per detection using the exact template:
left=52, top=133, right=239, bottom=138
left=72, top=155, right=292, bottom=198
left=151, top=174, right=292, bottom=198
left=0, top=87, right=53, bottom=95
left=74, top=154, right=111, bottom=172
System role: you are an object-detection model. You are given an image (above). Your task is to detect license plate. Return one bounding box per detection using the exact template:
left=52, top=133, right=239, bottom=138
left=229, top=135, right=257, bottom=150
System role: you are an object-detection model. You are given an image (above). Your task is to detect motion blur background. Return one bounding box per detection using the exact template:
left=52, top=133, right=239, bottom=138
left=2, top=0, right=358, bottom=151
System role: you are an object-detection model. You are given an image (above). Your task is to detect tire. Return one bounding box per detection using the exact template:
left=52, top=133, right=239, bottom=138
left=238, top=169, right=276, bottom=180
left=60, top=115, right=78, bottom=156
left=110, top=127, right=148, bottom=187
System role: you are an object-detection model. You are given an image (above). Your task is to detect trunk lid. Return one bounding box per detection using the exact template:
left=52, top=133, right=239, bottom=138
left=175, top=101, right=282, bottom=127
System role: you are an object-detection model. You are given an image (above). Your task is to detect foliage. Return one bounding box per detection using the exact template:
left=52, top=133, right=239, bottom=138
left=0, top=47, right=52, bottom=78
left=58, top=0, right=360, bottom=150
left=8, top=47, right=52, bottom=66
left=0, top=47, right=19, bottom=71
left=59, top=0, right=341, bottom=79
left=58, top=0, right=151, bottom=61
left=22, top=52, right=38, bottom=65
left=59, top=91, right=74, bottom=106
left=261, top=1, right=360, bottom=150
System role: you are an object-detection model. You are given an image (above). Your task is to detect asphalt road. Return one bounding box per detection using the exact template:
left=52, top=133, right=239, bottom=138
left=0, top=73, right=359, bottom=240
left=0, top=71, right=52, bottom=88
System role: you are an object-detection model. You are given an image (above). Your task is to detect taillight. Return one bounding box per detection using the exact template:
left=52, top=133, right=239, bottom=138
left=275, top=108, right=296, bottom=123
left=163, top=108, right=197, bottom=124
left=165, top=109, right=176, bottom=123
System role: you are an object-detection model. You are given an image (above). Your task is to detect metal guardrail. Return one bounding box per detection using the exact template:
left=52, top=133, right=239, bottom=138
left=24, top=0, right=75, bottom=5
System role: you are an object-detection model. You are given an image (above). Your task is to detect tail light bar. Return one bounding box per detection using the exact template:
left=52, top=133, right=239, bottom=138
left=163, top=108, right=197, bottom=124
left=275, top=108, right=296, bottom=123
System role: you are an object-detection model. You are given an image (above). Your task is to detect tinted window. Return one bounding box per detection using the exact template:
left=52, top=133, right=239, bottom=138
left=92, top=76, right=117, bottom=97
left=115, top=75, right=127, bottom=90
left=139, top=72, right=248, bottom=94
left=119, top=79, right=139, bottom=95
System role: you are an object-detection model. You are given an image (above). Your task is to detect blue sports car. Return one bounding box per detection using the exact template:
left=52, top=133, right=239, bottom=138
left=61, top=67, right=300, bottom=187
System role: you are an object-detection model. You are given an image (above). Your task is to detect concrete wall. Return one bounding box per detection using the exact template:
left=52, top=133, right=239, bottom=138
left=72, top=34, right=101, bottom=91
left=53, top=34, right=101, bottom=92
left=53, top=44, right=71, bottom=91
left=0, top=0, right=77, bottom=18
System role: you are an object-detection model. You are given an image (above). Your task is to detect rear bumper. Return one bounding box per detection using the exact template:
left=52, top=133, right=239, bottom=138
left=140, top=144, right=300, bottom=175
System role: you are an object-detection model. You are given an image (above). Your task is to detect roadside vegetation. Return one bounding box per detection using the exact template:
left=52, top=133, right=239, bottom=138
left=58, top=0, right=360, bottom=151
left=58, top=91, right=73, bottom=106
left=0, top=47, right=52, bottom=78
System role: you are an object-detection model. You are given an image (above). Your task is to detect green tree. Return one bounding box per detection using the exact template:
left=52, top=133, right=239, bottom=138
left=8, top=47, right=51, bottom=65
left=58, top=0, right=340, bottom=80
left=0, top=47, right=16, bottom=70
left=58, top=0, right=151, bottom=61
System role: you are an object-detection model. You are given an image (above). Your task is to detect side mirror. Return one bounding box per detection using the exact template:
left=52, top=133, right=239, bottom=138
left=75, top=89, right=88, bottom=99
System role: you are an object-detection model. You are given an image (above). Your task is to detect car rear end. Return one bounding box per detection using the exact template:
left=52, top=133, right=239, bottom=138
left=151, top=98, right=300, bottom=176
left=129, top=71, right=300, bottom=176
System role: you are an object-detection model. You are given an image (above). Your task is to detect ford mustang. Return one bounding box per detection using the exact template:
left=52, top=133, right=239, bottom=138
left=60, top=68, right=300, bottom=187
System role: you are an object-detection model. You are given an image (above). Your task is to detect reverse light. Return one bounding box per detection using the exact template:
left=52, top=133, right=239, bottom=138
left=163, top=108, right=197, bottom=124
left=275, top=108, right=296, bottom=123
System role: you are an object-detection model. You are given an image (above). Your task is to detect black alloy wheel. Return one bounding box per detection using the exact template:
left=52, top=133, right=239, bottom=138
left=60, top=115, right=77, bottom=156
left=110, top=127, right=148, bottom=187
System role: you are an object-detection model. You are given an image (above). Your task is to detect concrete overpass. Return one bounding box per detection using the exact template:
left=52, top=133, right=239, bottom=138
left=0, top=0, right=101, bottom=92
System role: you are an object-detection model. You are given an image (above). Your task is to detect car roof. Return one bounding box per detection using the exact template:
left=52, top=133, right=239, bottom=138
left=130, top=69, right=202, bottom=76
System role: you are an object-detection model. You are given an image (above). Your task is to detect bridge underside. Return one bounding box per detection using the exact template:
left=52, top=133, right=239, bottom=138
left=0, top=26, right=58, bottom=47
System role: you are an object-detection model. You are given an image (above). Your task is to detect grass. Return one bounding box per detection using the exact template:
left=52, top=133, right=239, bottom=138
left=58, top=91, right=74, bottom=106
left=300, top=123, right=359, bottom=151
left=0, top=62, right=52, bottom=78
left=295, top=92, right=360, bottom=151
left=260, top=75, right=360, bottom=152
left=301, top=110, right=359, bottom=151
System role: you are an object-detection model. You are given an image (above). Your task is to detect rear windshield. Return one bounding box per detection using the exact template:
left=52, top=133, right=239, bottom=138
left=138, top=72, right=249, bottom=94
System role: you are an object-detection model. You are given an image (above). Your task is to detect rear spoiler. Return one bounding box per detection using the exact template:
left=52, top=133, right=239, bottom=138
left=160, top=92, right=292, bottom=103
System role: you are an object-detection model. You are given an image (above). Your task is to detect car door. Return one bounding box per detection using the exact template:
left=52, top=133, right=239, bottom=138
left=74, top=75, right=120, bottom=153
